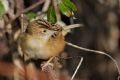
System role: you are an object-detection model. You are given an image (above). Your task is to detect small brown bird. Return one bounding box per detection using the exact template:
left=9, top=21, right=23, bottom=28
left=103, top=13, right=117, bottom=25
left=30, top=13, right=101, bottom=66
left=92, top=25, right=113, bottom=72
left=19, top=19, right=65, bottom=61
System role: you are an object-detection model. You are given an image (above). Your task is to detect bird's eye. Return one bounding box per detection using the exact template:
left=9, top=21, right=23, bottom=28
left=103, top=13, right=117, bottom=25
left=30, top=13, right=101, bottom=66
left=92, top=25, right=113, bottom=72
left=43, top=29, right=47, bottom=32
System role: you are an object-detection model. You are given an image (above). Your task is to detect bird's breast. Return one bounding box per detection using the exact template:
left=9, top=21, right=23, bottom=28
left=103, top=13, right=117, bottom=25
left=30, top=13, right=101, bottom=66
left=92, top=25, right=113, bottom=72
left=19, top=33, right=65, bottom=60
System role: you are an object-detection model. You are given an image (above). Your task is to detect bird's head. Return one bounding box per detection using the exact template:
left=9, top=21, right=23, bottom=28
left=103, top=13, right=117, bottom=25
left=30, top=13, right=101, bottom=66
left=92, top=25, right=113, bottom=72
left=25, top=19, right=63, bottom=41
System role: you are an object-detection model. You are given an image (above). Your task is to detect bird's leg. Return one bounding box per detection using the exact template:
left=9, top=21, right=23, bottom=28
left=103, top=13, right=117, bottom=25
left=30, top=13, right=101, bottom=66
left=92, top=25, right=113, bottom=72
left=41, top=57, right=55, bottom=71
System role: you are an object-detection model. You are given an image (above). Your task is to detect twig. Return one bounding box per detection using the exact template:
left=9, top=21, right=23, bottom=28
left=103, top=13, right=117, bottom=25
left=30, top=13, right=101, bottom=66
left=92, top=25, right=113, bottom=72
left=14, top=0, right=24, bottom=14
left=63, top=24, right=83, bottom=30
left=21, top=13, right=28, bottom=80
left=42, top=57, right=55, bottom=71
left=42, top=0, right=51, bottom=12
left=20, top=14, right=24, bottom=33
left=51, top=0, right=61, bottom=21
left=66, top=41, right=120, bottom=80
left=7, top=0, right=45, bottom=25
left=20, top=14, right=28, bottom=33
left=71, top=57, right=83, bottom=80
left=60, top=56, right=82, bottom=60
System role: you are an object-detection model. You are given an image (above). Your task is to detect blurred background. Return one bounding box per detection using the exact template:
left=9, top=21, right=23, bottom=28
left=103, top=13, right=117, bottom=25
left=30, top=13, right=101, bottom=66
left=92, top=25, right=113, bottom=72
left=0, top=0, right=120, bottom=80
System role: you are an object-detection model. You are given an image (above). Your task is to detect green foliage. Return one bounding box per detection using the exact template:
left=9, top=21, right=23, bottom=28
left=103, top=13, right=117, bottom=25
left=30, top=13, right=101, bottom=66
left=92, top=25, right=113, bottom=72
left=62, top=0, right=77, bottom=11
left=26, top=12, right=37, bottom=21
left=46, top=0, right=77, bottom=23
left=0, top=1, right=5, bottom=18
left=47, top=6, right=57, bottom=24
left=59, top=1, right=72, bottom=17
left=59, top=0, right=77, bottom=17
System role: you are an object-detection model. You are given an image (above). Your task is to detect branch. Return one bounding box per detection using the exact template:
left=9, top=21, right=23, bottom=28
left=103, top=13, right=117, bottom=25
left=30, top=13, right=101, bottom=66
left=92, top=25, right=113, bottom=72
left=71, top=57, right=83, bottom=80
left=66, top=41, right=120, bottom=80
left=7, top=0, right=45, bottom=25
left=42, top=0, right=51, bottom=12
left=51, top=0, right=61, bottom=21
left=63, top=24, right=83, bottom=30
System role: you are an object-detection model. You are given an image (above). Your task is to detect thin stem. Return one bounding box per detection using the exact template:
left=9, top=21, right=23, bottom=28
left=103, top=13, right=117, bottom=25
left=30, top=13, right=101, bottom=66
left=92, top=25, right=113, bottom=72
left=42, top=57, right=55, bottom=71
left=20, top=14, right=24, bottom=33
left=71, top=57, right=83, bottom=80
left=7, top=0, right=45, bottom=25
left=63, top=24, right=83, bottom=30
left=51, top=0, right=61, bottom=21
left=66, top=41, right=120, bottom=79
left=42, top=0, right=51, bottom=12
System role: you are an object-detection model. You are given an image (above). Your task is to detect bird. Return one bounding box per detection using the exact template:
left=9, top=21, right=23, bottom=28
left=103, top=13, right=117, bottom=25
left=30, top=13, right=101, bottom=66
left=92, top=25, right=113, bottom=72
left=19, top=18, right=65, bottom=61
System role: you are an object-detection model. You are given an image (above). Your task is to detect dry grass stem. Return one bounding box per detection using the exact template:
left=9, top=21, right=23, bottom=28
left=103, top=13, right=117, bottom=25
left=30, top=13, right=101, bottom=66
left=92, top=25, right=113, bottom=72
left=42, top=0, right=51, bottom=12
left=7, top=0, right=45, bottom=25
left=63, top=24, right=83, bottom=30
left=42, top=57, right=55, bottom=71
left=66, top=41, right=120, bottom=80
left=51, top=0, right=61, bottom=21
left=71, top=57, right=83, bottom=80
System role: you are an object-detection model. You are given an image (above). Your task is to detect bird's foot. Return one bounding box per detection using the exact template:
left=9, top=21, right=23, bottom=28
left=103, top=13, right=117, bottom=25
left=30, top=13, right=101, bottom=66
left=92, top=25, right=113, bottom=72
left=41, top=62, right=54, bottom=71
left=41, top=57, right=55, bottom=71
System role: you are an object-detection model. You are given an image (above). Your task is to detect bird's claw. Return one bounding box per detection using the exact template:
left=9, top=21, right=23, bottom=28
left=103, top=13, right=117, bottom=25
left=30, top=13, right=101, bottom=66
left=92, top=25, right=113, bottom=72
left=41, top=62, right=54, bottom=71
